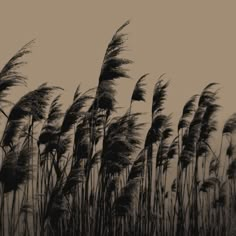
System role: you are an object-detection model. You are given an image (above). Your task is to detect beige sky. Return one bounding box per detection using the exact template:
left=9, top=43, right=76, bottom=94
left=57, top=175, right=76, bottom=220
left=0, top=1, right=235, bottom=131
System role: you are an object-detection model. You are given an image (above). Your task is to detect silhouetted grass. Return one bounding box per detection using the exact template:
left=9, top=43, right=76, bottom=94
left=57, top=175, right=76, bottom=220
left=0, top=22, right=235, bottom=236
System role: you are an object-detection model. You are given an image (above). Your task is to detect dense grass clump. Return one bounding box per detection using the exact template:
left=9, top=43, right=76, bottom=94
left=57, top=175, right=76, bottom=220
left=0, top=22, right=236, bottom=236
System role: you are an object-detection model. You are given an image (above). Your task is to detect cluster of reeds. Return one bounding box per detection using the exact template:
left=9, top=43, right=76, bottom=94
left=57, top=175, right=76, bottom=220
left=0, top=21, right=236, bottom=236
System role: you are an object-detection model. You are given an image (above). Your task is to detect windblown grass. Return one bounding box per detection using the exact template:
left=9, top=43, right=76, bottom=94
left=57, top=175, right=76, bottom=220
left=0, top=22, right=236, bottom=236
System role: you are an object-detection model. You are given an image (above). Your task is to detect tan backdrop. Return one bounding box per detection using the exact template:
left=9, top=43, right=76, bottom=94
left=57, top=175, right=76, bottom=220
left=0, top=1, right=235, bottom=129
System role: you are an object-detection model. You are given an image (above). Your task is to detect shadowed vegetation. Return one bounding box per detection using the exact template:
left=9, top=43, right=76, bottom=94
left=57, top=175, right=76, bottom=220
left=0, top=22, right=236, bottom=236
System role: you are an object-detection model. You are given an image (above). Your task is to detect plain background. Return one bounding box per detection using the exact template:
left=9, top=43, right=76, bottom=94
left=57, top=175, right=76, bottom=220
left=0, top=1, right=235, bottom=132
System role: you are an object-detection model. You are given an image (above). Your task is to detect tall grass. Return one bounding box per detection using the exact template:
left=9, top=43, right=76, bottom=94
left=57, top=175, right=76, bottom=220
left=0, top=22, right=235, bottom=236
